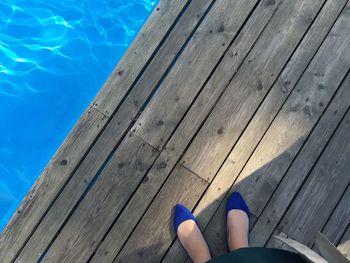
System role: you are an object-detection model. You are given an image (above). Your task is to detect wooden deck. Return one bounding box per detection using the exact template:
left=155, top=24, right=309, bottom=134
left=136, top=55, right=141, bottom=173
left=1, top=0, right=350, bottom=262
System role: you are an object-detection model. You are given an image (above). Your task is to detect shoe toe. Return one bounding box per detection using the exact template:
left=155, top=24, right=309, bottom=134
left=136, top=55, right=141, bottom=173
left=173, top=204, right=195, bottom=233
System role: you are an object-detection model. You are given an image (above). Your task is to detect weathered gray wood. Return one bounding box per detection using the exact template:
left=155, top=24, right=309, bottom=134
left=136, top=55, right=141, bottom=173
left=92, top=0, right=189, bottom=116
left=92, top=0, right=286, bottom=261
left=268, top=108, right=350, bottom=248
left=133, top=0, right=259, bottom=150
left=229, top=0, right=350, bottom=217
left=115, top=164, right=208, bottom=263
left=164, top=0, right=345, bottom=259
left=0, top=107, right=107, bottom=262
left=39, top=133, right=158, bottom=262
left=322, top=184, right=350, bottom=245
left=14, top=0, right=215, bottom=261
left=338, top=227, right=350, bottom=260
left=250, top=73, right=350, bottom=247
left=181, top=0, right=326, bottom=182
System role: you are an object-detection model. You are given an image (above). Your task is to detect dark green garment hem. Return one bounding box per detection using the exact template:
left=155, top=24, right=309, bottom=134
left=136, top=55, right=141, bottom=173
left=207, top=247, right=307, bottom=263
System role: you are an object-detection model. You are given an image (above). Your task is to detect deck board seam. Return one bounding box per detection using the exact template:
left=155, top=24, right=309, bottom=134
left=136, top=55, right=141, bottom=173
left=91, top=107, right=110, bottom=119
left=178, top=163, right=209, bottom=183
left=130, top=131, right=160, bottom=153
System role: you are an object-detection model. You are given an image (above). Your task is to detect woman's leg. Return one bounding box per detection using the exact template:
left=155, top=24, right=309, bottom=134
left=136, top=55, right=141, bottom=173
left=177, top=220, right=211, bottom=263
left=227, top=209, right=249, bottom=251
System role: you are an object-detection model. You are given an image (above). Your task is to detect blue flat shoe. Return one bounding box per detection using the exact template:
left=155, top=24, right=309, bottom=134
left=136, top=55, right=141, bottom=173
left=226, top=192, right=250, bottom=251
left=226, top=192, right=250, bottom=216
left=173, top=204, right=196, bottom=234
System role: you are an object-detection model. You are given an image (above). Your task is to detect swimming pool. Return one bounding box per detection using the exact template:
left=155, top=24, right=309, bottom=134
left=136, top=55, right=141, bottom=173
left=0, top=0, right=157, bottom=231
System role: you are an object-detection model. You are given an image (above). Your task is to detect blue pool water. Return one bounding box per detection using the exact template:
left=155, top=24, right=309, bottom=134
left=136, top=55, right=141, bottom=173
left=0, top=0, right=157, bottom=231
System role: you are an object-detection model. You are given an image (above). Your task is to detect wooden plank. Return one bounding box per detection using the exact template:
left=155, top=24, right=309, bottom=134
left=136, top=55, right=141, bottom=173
left=338, top=227, right=350, bottom=260
left=91, top=0, right=189, bottom=116
left=132, top=0, right=259, bottom=150
left=14, top=0, right=215, bottom=261
left=115, top=164, right=208, bottom=263
left=0, top=107, right=107, bottom=262
left=250, top=73, right=350, bottom=247
left=37, top=132, right=158, bottom=262
left=267, top=108, right=350, bottom=248
left=181, top=0, right=326, bottom=183
left=321, top=184, right=350, bottom=245
left=91, top=0, right=286, bottom=261
left=164, top=0, right=346, bottom=259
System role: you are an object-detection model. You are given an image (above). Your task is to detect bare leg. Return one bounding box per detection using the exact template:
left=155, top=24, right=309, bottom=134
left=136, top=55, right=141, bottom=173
left=227, top=210, right=249, bottom=251
left=177, top=220, right=211, bottom=263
